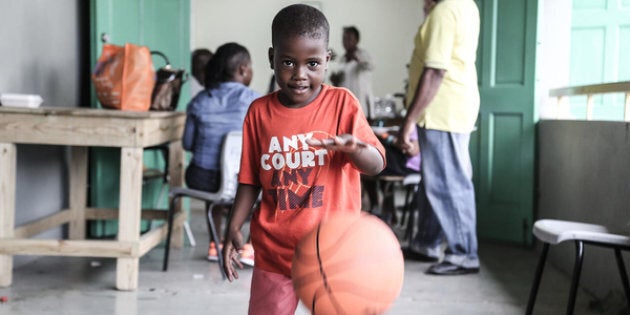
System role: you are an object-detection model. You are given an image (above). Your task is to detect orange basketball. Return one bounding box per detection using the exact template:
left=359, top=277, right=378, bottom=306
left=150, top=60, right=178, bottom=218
left=292, top=212, right=404, bottom=314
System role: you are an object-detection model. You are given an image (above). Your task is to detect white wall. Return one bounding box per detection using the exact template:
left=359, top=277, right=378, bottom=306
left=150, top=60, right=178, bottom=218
left=0, top=0, right=85, bottom=267
left=191, top=0, right=423, bottom=98
left=0, top=1, right=83, bottom=104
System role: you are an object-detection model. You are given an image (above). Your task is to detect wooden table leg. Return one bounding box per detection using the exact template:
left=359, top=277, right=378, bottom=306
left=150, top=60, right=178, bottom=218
left=168, top=140, right=185, bottom=248
left=116, top=147, right=143, bottom=291
left=69, top=146, right=87, bottom=240
left=0, top=143, right=16, bottom=287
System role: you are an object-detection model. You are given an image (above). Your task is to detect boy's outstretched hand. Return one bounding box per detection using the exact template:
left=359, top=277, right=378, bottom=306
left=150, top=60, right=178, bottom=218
left=222, top=229, right=245, bottom=282
left=307, top=133, right=384, bottom=176
left=306, top=134, right=367, bottom=152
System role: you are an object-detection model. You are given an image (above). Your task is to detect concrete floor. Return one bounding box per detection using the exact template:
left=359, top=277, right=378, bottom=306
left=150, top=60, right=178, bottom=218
left=0, top=200, right=605, bottom=315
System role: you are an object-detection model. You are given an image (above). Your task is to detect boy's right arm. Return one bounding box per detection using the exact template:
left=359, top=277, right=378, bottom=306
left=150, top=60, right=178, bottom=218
left=223, top=183, right=261, bottom=282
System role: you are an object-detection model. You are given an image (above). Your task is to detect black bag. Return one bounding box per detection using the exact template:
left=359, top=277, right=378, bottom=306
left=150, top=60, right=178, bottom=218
left=150, top=51, right=188, bottom=111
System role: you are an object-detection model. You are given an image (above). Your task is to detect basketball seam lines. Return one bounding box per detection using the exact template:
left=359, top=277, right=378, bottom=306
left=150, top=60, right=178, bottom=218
left=312, top=224, right=327, bottom=313
left=312, top=222, right=347, bottom=315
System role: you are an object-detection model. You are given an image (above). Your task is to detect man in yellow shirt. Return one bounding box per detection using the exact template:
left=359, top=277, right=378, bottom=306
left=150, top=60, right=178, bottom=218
left=397, top=0, right=480, bottom=275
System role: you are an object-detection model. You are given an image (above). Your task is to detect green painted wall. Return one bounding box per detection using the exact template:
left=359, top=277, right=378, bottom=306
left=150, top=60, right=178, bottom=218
left=89, top=0, right=190, bottom=236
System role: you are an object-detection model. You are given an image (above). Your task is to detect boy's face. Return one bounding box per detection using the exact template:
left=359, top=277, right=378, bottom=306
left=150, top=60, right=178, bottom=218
left=269, top=34, right=331, bottom=107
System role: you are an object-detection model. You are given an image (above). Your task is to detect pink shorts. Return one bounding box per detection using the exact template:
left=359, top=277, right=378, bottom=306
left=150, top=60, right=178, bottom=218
left=249, top=268, right=299, bottom=315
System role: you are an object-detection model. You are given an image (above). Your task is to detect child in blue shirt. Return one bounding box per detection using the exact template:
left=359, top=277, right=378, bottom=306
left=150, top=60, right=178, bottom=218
left=182, top=42, right=260, bottom=263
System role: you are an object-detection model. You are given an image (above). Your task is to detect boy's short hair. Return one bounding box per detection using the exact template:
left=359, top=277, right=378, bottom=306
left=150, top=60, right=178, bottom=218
left=271, top=4, right=329, bottom=47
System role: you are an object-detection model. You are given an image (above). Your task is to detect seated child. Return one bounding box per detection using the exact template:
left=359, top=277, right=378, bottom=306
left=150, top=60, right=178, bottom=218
left=182, top=42, right=260, bottom=265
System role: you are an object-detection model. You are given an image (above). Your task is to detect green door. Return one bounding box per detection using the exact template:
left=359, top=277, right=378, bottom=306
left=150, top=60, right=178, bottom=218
left=89, top=0, right=190, bottom=236
left=471, top=0, right=539, bottom=244
left=568, top=0, right=630, bottom=120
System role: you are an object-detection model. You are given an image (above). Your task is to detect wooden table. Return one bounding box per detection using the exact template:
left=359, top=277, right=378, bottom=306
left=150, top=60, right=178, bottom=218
left=0, top=107, right=185, bottom=290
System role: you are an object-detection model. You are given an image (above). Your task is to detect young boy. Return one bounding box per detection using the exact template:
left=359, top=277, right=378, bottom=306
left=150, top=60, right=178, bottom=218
left=222, top=4, right=385, bottom=314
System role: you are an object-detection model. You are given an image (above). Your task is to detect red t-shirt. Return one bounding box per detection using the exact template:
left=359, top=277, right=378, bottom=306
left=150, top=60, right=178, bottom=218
left=239, top=84, right=385, bottom=276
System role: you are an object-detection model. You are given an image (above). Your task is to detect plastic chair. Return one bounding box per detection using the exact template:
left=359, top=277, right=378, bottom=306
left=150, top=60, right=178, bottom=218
left=162, top=131, right=243, bottom=278
left=525, top=219, right=630, bottom=315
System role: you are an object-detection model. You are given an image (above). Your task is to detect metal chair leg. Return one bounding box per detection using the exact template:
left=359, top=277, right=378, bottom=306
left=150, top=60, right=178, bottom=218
left=401, top=185, right=413, bottom=228
left=614, top=248, right=630, bottom=307
left=566, top=241, right=584, bottom=315
left=379, top=180, right=397, bottom=225
left=206, top=202, right=226, bottom=280
left=183, top=221, right=196, bottom=247
left=526, top=242, right=549, bottom=315
left=403, top=186, right=419, bottom=243
left=403, top=194, right=414, bottom=242
left=153, top=184, right=197, bottom=246
left=162, top=195, right=179, bottom=271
